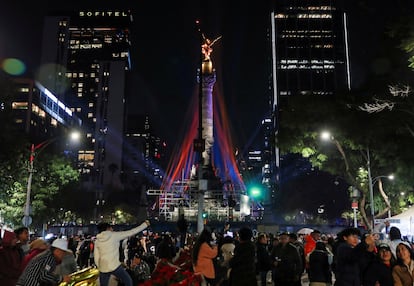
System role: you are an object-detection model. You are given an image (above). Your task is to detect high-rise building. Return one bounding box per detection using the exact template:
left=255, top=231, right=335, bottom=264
left=37, top=9, right=133, bottom=218
left=271, top=0, right=350, bottom=100
left=123, top=114, right=166, bottom=191
left=269, top=0, right=350, bottom=208
left=39, top=9, right=133, bottom=211
left=11, top=78, right=81, bottom=142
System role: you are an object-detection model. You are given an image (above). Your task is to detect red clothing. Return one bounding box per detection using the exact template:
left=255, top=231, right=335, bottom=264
left=193, top=242, right=218, bottom=279
left=304, top=234, right=317, bottom=269
left=0, top=231, right=22, bottom=286
left=304, top=234, right=317, bottom=257
left=21, top=248, right=46, bottom=271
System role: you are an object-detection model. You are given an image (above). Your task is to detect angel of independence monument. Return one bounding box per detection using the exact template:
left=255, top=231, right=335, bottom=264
left=148, top=31, right=255, bottom=232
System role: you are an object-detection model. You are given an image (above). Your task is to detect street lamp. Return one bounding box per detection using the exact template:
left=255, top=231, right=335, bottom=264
left=23, top=131, right=80, bottom=227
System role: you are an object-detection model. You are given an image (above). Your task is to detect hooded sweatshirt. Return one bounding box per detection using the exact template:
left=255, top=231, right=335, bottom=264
left=0, top=230, right=22, bottom=286
left=94, top=222, right=148, bottom=273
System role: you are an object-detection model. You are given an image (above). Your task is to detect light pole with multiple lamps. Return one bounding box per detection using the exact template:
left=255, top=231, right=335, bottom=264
left=23, top=131, right=80, bottom=227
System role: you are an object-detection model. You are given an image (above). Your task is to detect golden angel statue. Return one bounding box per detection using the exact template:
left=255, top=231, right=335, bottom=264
left=201, top=34, right=222, bottom=61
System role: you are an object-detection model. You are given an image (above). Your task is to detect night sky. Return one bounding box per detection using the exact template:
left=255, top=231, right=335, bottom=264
left=0, top=0, right=270, bottom=152
left=0, top=0, right=412, bottom=152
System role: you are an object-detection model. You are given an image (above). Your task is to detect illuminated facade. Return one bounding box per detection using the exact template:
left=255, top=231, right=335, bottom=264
left=40, top=10, right=132, bottom=197
left=268, top=0, right=350, bottom=213
left=271, top=0, right=350, bottom=99
left=11, top=78, right=81, bottom=141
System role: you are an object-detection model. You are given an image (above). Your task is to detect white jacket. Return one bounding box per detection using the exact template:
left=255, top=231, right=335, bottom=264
left=94, top=222, right=148, bottom=273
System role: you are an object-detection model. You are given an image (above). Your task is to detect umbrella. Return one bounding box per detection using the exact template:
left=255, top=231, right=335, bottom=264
left=297, top=227, right=313, bottom=235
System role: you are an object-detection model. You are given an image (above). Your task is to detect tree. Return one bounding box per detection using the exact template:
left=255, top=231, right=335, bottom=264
left=277, top=92, right=414, bottom=229
left=0, top=75, right=80, bottom=228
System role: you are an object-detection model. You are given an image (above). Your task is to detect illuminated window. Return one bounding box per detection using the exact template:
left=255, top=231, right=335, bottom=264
left=88, top=102, right=94, bottom=107
left=87, top=133, right=92, bottom=138
left=88, top=112, right=93, bottom=118
left=38, top=109, right=46, bottom=118
left=76, top=107, right=82, bottom=112
left=51, top=118, right=58, bottom=126
left=19, top=87, right=30, bottom=93
left=12, top=102, right=28, bottom=109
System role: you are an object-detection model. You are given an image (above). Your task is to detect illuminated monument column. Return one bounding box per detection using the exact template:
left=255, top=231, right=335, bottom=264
left=200, top=34, right=221, bottom=169
left=201, top=69, right=216, bottom=167
left=196, top=34, right=221, bottom=233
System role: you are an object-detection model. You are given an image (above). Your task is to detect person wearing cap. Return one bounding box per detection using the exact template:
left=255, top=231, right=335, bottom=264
left=392, top=241, right=414, bottom=286
left=363, top=243, right=395, bottom=286
left=94, top=219, right=150, bottom=286
left=16, top=238, right=72, bottom=286
left=0, top=230, right=22, bottom=286
left=20, top=238, right=49, bottom=271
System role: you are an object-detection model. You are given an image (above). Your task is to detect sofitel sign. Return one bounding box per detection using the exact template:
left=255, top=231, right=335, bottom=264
left=79, top=11, right=129, bottom=17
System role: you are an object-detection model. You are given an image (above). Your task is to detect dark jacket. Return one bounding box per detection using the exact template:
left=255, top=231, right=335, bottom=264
left=309, top=249, right=332, bottom=283
left=363, top=258, right=394, bottom=286
left=334, top=241, right=370, bottom=286
left=272, top=243, right=303, bottom=284
left=229, top=241, right=257, bottom=286
left=256, top=242, right=272, bottom=272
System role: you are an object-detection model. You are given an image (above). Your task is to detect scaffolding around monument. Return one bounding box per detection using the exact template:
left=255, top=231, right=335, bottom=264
left=147, top=179, right=252, bottom=222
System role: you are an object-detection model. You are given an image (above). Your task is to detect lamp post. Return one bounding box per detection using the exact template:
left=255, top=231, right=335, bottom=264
left=366, top=148, right=375, bottom=230
left=23, top=132, right=80, bottom=227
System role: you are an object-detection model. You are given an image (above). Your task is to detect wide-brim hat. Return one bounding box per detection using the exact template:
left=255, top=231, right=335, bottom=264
left=51, top=238, right=72, bottom=253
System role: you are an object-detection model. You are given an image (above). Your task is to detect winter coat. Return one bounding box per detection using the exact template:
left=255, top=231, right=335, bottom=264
left=228, top=241, right=258, bottom=286
left=256, top=242, right=272, bottom=272
left=272, top=242, right=303, bottom=284
left=309, top=249, right=332, bottom=284
left=193, top=242, right=218, bottom=279
left=94, top=222, right=148, bottom=273
left=392, top=261, right=414, bottom=286
left=363, top=259, right=394, bottom=286
left=334, top=241, right=370, bottom=286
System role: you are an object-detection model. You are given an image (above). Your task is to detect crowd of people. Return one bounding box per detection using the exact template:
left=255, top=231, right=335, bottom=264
left=1, top=221, right=414, bottom=286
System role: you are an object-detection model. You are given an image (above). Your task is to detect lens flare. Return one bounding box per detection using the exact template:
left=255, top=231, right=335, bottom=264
left=2, top=58, right=26, bottom=75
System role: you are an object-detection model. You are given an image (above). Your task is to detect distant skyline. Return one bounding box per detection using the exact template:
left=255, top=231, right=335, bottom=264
left=1, top=0, right=412, bottom=154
